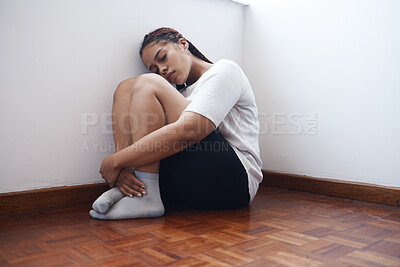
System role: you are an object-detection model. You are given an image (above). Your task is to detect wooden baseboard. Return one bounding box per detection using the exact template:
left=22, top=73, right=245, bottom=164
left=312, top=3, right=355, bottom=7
left=1, top=171, right=399, bottom=213
left=261, top=170, right=400, bottom=207
left=0, top=183, right=109, bottom=213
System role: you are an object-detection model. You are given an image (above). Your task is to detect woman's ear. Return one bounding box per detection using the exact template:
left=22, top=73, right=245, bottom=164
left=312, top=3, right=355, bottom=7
left=178, top=38, right=189, bottom=50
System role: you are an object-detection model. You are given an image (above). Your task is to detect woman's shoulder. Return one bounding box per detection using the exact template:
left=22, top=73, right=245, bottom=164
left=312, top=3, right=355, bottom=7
left=214, top=58, right=240, bottom=68
left=211, top=58, right=242, bottom=75
left=188, top=59, right=243, bottom=91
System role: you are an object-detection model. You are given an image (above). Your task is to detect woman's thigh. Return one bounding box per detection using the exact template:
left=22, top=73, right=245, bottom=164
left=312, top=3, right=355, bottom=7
left=159, top=130, right=250, bottom=210
left=132, top=74, right=190, bottom=124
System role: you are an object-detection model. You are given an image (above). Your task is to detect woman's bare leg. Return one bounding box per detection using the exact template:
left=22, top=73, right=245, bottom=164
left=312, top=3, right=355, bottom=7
left=128, top=74, right=189, bottom=173
left=112, top=78, right=136, bottom=152
left=90, top=74, right=189, bottom=219
left=91, top=78, right=138, bottom=213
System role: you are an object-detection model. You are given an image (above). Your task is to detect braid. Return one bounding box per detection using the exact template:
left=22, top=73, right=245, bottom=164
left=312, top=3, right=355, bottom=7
left=139, top=27, right=212, bottom=89
left=186, top=39, right=212, bottom=64
left=139, top=27, right=213, bottom=65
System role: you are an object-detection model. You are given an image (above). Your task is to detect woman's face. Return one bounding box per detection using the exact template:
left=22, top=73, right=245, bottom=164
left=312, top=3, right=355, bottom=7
left=141, top=39, right=191, bottom=85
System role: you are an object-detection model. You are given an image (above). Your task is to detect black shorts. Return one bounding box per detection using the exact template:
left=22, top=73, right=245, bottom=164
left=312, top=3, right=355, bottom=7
left=159, top=130, right=250, bottom=210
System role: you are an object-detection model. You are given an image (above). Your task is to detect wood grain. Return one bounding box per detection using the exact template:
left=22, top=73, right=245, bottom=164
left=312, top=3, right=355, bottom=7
left=262, top=170, right=400, bottom=207
left=0, top=186, right=399, bottom=266
left=0, top=183, right=109, bottom=213
left=1, top=170, right=399, bottom=214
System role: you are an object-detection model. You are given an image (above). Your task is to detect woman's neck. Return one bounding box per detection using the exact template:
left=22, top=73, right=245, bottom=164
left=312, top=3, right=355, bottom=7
left=186, top=57, right=213, bottom=86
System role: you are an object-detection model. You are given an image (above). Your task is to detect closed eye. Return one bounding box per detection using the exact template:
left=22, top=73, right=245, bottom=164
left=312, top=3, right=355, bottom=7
left=161, top=54, right=166, bottom=62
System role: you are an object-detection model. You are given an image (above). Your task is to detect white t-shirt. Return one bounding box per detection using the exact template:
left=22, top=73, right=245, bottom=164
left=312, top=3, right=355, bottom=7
left=180, top=59, right=263, bottom=202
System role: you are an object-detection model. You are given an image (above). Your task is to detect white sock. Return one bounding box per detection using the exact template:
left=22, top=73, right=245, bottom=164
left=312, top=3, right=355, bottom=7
left=92, top=187, right=124, bottom=214
left=89, top=171, right=165, bottom=220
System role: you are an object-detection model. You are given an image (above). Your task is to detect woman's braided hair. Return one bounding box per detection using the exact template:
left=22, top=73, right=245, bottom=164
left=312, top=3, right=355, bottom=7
left=139, top=27, right=212, bottom=88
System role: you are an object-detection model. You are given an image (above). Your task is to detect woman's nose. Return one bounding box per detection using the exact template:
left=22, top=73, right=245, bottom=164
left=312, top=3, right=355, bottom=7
left=160, top=65, right=167, bottom=75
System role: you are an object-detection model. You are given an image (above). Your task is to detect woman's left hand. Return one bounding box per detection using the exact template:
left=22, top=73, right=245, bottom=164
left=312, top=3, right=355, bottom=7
left=99, top=154, right=122, bottom=188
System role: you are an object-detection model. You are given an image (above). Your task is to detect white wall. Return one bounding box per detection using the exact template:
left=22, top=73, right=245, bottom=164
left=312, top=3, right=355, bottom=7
left=244, top=0, right=400, bottom=186
left=2, top=0, right=399, bottom=193
left=0, top=0, right=244, bottom=193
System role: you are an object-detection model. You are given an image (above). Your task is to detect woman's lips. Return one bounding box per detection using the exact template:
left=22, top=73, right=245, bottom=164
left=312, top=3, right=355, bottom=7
left=167, top=71, right=175, bottom=83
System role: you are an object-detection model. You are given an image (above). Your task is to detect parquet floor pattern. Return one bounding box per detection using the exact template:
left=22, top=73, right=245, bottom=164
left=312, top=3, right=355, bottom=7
left=0, top=186, right=399, bottom=266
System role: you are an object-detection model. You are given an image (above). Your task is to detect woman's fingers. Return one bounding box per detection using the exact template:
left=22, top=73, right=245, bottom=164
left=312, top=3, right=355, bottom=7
left=116, top=168, right=147, bottom=197
left=121, top=178, right=145, bottom=195
left=116, top=179, right=141, bottom=197
left=121, top=169, right=146, bottom=191
left=118, top=184, right=139, bottom=198
left=124, top=169, right=146, bottom=189
left=118, top=186, right=130, bottom=197
left=99, top=156, right=121, bottom=187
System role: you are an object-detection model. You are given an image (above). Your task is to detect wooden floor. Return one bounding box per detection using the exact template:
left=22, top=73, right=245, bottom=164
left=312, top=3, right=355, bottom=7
left=0, top=186, right=400, bottom=267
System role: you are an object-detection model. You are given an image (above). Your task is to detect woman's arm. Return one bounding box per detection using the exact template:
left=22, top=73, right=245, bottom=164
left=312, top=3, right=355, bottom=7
left=101, top=60, right=244, bottom=186
left=100, top=111, right=214, bottom=187
left=111, top=111, right=215, bottom=170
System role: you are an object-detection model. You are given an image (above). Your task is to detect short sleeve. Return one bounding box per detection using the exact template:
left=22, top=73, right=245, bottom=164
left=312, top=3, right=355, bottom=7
left=183, top=60, right=244, bottom=128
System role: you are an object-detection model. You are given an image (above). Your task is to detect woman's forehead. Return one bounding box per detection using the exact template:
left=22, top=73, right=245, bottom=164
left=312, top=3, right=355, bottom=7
left=142, top=42, right=172, bottom=67
left=142, top=44, right=162, bottom=66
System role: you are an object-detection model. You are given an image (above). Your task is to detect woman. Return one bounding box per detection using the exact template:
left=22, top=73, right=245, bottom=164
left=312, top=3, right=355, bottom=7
left=90, top=27, right=262, bottom=220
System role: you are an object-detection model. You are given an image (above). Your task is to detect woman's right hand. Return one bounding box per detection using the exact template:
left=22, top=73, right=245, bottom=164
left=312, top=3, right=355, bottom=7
left=115, top=168, right=146, bottom=197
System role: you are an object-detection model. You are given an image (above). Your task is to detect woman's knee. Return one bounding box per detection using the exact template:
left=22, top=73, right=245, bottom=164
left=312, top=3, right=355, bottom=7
left=113, top=75, right=159, bottom=103
left=131, top=73, right=168, bottom=96
left=129, top=73, right=188, bottom=123
left=113, top=77, right=136, bottom=102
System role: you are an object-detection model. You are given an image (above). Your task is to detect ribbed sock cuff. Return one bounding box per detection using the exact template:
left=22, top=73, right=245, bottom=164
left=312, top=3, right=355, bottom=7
left=134, top=170, right=159, bottom=180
